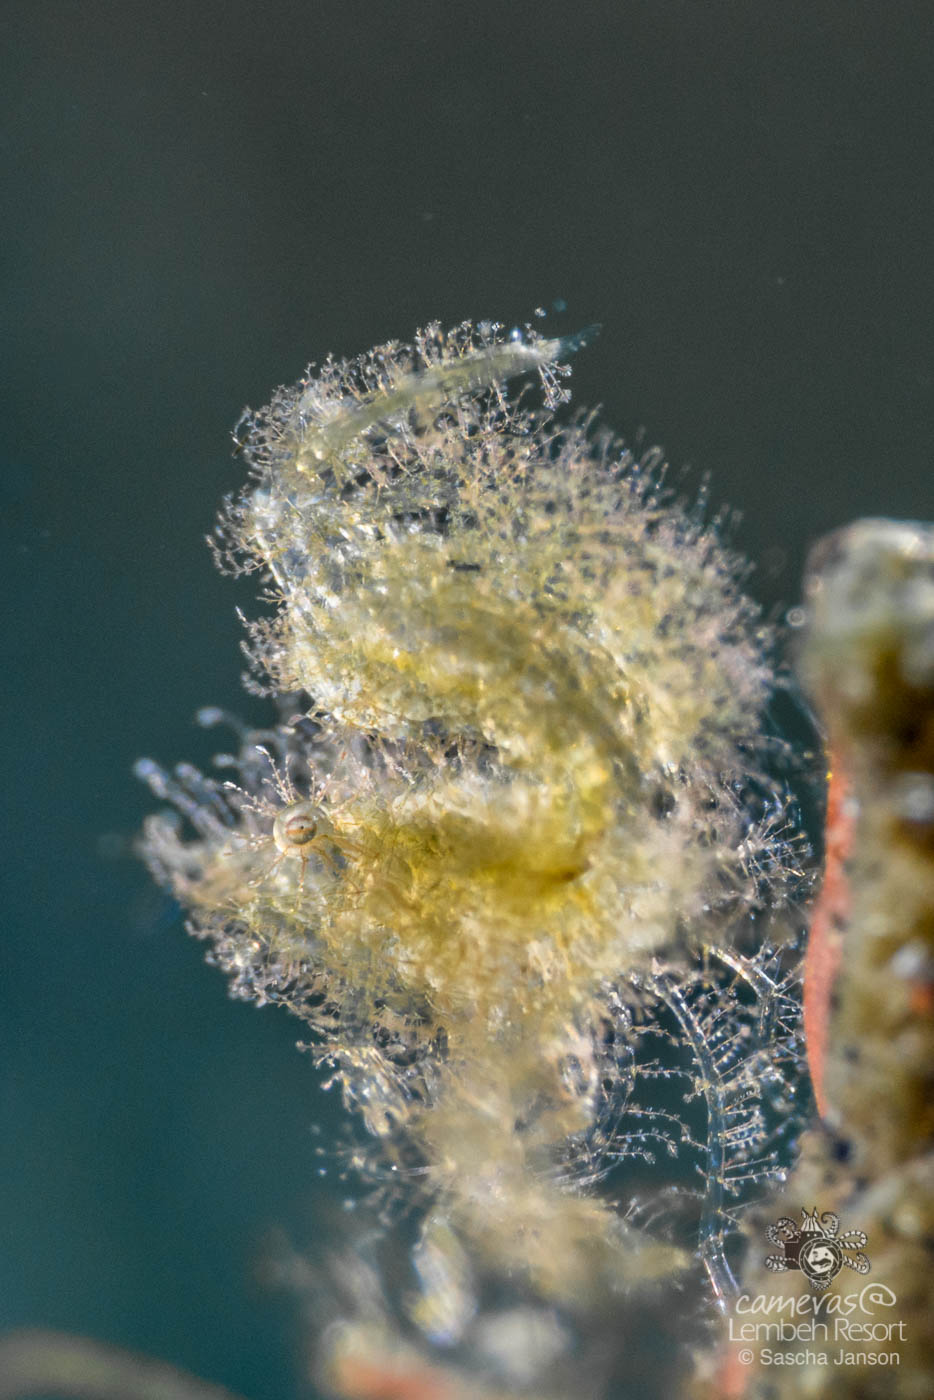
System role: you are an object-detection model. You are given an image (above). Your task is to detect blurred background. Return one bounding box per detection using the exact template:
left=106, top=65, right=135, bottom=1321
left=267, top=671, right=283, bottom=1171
left=1, top=1, right=933, bottom=1396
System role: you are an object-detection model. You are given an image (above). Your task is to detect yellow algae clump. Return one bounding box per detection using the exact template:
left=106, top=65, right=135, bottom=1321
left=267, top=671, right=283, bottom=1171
left=137, top=320, right=805, bottom=1392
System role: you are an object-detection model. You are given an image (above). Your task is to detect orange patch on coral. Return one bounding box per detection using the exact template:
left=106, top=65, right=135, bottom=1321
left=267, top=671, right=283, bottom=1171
left=331, top=1353, right=457, bottom=1400
left=802, top=759, right=855, bottom=1118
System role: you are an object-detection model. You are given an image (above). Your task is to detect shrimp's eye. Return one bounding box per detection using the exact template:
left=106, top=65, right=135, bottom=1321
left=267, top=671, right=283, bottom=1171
left=273, top=801, right=319, bottom=853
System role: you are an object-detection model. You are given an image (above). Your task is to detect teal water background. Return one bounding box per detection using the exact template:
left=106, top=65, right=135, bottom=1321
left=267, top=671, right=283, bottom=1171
left=2, top=3, right=934, bottom=1397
